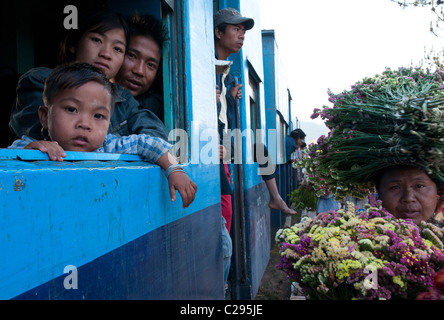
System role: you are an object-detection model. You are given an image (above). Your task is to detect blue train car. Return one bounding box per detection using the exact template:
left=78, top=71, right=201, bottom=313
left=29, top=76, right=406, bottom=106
left=262, top=29, right=299, bottom=241
left=1, top=0, right=223, bottom=300
left=0, top=0, right=297, bottom=300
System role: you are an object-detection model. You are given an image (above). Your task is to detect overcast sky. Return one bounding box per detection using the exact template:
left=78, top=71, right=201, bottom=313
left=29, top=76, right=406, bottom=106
left=258, top=0, right=444, bottom=142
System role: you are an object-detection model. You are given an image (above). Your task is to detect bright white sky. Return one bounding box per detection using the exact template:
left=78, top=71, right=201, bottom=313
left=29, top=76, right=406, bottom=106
left=258, top=0, right=444, bottom=142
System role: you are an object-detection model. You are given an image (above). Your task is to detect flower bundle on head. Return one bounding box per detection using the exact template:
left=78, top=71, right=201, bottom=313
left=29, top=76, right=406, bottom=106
left=304, top=66, right=444, bottom=199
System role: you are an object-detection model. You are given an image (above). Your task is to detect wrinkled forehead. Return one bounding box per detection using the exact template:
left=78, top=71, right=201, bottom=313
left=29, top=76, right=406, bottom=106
left=377, top=165, right=436, bottom=186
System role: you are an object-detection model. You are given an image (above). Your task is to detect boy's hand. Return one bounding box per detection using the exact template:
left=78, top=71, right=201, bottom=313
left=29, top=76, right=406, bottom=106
left=168, top=172, right=197, bottom=208
left=24, top=141, right=67, bottom=161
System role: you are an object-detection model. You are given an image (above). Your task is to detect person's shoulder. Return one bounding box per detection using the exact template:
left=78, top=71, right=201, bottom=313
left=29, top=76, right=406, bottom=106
left=111, top=83, right=138, bottom=110
left=20, top=67, right=52, bottom=82
left=136, top=90, right=163, bottom=104
left=16, top=67, right=52, bottom=92
left=136, top=90, right=163, bottom=114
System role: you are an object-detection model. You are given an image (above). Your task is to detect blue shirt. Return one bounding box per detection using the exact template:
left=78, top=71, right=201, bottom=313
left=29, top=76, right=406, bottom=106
left=9, top=133, right=172, bottom=164
left=285, top=135, right=297, bottom=161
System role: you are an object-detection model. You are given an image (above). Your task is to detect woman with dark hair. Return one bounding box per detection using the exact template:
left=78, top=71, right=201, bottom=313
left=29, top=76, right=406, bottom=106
left=303, top=66, right=444, bottom=228
left=58, top=8, right=130, bottom=65
left=10, top=8, right=167, bottom=142
left=375, top=165, right=443, bottom=227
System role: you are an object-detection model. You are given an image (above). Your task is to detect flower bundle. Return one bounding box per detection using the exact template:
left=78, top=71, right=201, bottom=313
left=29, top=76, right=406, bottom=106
left=302, top=66, right=444, bottom=199
left=276, top=202, right=444, bottom=300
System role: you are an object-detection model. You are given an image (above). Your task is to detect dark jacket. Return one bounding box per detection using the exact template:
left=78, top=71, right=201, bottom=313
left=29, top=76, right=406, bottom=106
left=10, top=67, right=168, bottom=141
left=216, top=67, right=237, bottom=195
left=135, top=90, right=164, bottom=122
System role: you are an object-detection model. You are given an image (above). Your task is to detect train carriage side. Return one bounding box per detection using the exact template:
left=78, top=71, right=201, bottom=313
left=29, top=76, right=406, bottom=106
left=218, top=0, right=274, bottom=300
left=0, top=0, right=225, bottom=300
left=0, top=0, right=296, bottom=300
left=262, top=29, right=298, bottom=240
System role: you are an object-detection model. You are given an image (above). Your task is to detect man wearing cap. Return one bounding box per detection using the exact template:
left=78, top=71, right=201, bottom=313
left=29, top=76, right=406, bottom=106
left=213, top=7, right=296, bottom=293
left=213, top=7, right=254, bottom=295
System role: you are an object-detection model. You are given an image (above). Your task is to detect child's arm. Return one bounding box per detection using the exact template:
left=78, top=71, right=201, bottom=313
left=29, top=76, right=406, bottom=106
left=155, top=151, right=197, bottom=209
left=24, top=140, right=67, bottom=161
left=104, top=134, right=197, bottom=208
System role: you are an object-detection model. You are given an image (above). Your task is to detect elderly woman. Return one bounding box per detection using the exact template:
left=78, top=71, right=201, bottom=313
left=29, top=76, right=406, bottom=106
left=376, top=165, right=443, bottom=227
left=303, top=66, right=444, bottom=228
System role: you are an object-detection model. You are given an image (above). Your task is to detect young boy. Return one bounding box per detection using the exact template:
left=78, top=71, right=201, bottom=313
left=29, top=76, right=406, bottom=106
left=9, top=63, right=197, bottom=208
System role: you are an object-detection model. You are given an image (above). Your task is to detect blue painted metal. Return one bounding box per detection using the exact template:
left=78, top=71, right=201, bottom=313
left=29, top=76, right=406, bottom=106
left=243, top=182, right=270, bottom=298
left=262, top=29, right=292, bottom=164
left=262, top=29, right=295, bottom=238
left=12, top=205, right=222, bottom=300
left=1, top=0, right=225, bottom=300
left=0, top=156, right=220, bottom=299
left=0, top=149, right=142, bottom=161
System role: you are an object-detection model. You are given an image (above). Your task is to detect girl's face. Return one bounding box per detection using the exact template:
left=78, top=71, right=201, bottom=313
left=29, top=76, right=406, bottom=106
left=377, top=166, right=439, bottom=225
left=72, top=28, right=126, bottom=79
left=39, top=81, right=112, bottom=152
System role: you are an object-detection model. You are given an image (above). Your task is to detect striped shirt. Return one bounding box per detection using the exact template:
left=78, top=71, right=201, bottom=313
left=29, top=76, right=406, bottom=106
left=9, top=133, right=172, bottom=163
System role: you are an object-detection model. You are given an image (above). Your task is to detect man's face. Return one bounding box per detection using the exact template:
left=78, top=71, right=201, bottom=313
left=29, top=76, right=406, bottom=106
left=115, top=35, right=162, bottom=97
left=215, top=24, right=246, bottom=56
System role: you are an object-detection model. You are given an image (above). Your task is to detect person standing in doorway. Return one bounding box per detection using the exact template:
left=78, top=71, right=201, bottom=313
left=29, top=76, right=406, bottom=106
left=213, top=7, right=296, bottom=292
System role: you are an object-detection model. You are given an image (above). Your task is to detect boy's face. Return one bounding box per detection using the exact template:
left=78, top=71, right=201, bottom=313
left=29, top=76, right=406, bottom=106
left=73, top=28, right=126, bottom=79
left=115, top=35, right=162, bottom=97
left=39, top=82, right=112, bottom=152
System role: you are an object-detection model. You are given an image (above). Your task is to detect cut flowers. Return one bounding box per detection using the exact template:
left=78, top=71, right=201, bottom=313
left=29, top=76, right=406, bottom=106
left=299, top=65, right=444, bottom=199
left=276, top=202, right=444, bottom=299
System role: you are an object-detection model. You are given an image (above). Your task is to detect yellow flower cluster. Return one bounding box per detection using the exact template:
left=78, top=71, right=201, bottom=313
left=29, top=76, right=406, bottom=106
left=275, top=201, right=444, bottom=299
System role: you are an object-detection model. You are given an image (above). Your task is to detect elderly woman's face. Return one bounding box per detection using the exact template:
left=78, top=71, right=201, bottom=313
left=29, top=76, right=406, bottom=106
left=377, top=166, right=439, bottom=225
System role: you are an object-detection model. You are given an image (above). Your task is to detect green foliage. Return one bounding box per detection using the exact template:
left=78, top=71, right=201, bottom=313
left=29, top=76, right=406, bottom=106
left=289, top=182, right=317, bottom=212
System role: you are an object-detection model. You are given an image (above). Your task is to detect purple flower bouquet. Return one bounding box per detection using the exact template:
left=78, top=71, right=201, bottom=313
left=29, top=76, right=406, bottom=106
left=276, top=202, right=444, bottom=299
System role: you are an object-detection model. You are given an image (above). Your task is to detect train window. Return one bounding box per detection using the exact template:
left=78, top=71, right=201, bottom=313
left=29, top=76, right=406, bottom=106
left=276, top=111, right=287, bottom=163
left=2, top=0, right=190, bottom=163
left=160, top=1, right=190, bottom=163
left=248, top=70, right=260, bottom=155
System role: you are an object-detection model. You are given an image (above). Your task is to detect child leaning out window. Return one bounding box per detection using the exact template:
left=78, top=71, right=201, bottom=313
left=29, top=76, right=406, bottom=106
left=9, top=63, right=197, bottom=208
